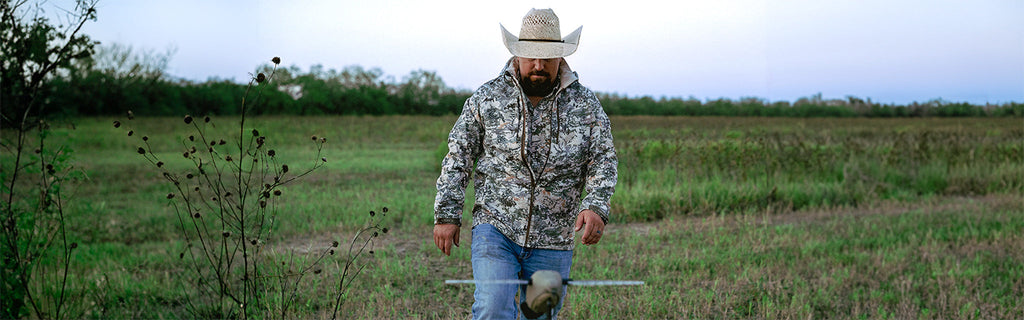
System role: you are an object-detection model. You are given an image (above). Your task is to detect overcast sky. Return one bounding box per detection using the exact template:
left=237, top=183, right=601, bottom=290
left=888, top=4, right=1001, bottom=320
left=74, top=0, right=1023, bottom=105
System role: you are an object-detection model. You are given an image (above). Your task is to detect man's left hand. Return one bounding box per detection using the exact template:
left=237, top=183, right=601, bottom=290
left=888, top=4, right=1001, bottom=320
left=574, top=209, right=605, bottom=245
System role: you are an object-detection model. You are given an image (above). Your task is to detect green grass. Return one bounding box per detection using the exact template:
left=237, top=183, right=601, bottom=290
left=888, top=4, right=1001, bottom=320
left=2, top=115, right=1022, bottom=318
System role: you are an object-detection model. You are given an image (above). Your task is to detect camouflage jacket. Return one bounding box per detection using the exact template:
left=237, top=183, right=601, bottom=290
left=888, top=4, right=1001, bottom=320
left=434, top=58, right=618, bottom=250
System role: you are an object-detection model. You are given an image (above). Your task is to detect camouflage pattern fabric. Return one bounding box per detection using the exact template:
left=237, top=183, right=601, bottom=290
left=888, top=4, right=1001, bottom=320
left=434, top=57, right=618, bottom=250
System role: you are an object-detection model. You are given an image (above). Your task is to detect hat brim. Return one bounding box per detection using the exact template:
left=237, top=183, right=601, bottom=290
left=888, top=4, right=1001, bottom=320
left=501, top=24, right=581, bottom=59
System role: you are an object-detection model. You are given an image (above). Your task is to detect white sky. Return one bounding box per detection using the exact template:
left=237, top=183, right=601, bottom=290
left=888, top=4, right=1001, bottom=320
left=74, top=0, right=1023, bottom=104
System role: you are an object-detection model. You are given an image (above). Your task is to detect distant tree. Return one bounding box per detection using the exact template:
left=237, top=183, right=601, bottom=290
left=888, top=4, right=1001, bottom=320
left=1, top=0, right=98, bottom=126
left=399, top=69, right=449, bottom=115
left=49, top=42, right=177, bottom=116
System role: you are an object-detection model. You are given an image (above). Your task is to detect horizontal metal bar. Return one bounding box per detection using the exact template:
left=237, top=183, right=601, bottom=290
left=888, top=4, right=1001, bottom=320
left=445, top=279, right=645, bottom=286
left=445, top=279, right=530, bottom=285
left=566, top=280, right=645, bottom=286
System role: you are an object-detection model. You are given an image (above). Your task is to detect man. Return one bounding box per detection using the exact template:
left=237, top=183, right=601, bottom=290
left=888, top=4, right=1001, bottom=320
left=433, top=8, right=617, bottom=320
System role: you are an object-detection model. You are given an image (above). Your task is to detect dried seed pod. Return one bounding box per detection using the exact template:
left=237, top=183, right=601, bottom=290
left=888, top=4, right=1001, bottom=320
left=184, top=115, right=193, bottom=124
left=272, top=57, right=281, bottom=65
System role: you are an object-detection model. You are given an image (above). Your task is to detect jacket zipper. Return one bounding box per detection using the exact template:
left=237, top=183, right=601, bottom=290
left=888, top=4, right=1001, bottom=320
left=511, top=67, right=567, bottom=248
left=517, top=79, right=536, bottom=247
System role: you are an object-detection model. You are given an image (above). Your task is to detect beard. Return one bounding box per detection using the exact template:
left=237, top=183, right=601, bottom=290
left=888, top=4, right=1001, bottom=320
left=520, top=71, right=557, bottom=97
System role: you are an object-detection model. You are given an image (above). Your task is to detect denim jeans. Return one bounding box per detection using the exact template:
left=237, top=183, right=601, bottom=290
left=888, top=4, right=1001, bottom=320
left=471, top=223, right=573, bottom=320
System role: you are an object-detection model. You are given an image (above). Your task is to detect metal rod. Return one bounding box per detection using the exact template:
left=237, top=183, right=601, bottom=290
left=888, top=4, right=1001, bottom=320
left=445, top=279, right=644, bottom=286
left=445, top=279, right=530, bottom=285
left=565, top=280, right=645, bottom=286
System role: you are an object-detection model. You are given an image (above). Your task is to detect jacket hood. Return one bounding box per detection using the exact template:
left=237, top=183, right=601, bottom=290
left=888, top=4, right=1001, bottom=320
left=502, top=57, right=579, bottom=94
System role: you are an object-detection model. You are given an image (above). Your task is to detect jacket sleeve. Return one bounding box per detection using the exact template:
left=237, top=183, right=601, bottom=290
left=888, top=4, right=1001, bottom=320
left=580, top=94, right=618, bottom=224
left=433, top=96, right=484, bottom=226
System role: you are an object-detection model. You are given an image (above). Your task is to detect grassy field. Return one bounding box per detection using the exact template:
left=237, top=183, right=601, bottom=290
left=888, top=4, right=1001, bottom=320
left=3, top=115, right=1022, bottom=318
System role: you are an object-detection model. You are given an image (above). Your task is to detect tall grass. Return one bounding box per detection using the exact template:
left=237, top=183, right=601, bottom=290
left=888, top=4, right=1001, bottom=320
left=613, top=117, right=1023, bottom=219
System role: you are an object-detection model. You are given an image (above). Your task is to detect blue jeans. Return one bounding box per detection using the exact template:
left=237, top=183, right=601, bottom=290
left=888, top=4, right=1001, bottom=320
left=471, top=223, right=573, bottom=320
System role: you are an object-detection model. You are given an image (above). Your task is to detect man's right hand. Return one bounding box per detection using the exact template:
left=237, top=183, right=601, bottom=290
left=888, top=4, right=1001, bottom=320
left=433, top=224, right=461, bottom=256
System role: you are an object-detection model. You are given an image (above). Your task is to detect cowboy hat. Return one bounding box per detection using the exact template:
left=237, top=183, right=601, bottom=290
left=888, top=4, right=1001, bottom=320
left=500, top=8, right=582, bottom=59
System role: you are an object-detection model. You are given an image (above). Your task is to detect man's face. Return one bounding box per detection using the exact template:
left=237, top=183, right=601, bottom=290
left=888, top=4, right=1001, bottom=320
left=517, top=57, right=560, bottom=97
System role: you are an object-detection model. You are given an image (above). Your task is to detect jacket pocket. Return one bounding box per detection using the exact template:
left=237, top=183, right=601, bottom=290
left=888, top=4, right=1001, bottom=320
left=548, top=114, right=589, bottom=179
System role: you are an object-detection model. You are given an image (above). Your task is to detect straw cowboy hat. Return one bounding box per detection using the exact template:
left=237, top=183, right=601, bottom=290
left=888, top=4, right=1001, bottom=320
left=500, top=8, right=582, bottom=59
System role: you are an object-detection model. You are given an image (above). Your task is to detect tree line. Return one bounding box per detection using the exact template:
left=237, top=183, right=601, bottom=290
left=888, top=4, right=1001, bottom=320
left=38, top=44, right=473, bottom=118
left=599, top=93, right=1023, bottom=117
left=18, top=44, right=1024, bottom=120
